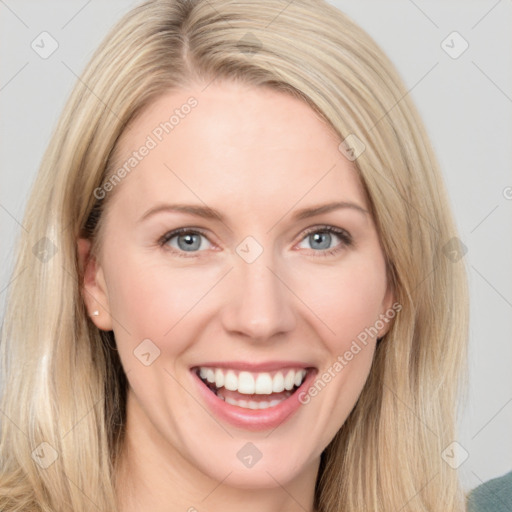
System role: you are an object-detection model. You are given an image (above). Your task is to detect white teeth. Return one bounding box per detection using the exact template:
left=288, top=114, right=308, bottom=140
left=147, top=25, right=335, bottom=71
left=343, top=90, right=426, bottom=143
left=272, top=372, right=285, bottom=393
left=223, top=395, right=288, bottom=409
left=238, top=372, right=255, bottom=394
left=255, top=373, right=273, bottom=394
left=214, top=368, right=224, bottom=388
left=295, top=369, right=306, bottom=387
left=197, top=366, right=309, bottom=395
left=284, top=370, right=295, bottom=390
left=224, top=370, right=238, bottom=391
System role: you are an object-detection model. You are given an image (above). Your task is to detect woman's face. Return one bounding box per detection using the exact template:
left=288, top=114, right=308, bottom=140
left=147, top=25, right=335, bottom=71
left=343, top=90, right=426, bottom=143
left=82, top=80, right=394, bottom=488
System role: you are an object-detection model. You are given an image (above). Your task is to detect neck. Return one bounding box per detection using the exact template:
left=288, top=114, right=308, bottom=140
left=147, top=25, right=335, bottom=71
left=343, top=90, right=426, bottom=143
left=115, top=391, right=319, bottom=512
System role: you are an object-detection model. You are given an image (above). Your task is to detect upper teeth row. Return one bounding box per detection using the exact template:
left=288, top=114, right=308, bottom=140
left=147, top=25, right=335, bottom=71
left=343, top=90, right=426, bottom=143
left=198, top=367, right=308, bottom=395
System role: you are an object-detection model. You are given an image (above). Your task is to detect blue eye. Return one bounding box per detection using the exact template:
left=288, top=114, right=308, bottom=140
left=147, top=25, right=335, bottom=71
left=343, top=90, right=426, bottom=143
left=161, top=229, right=212, bottom=253
left=297, top=226, right=352, bottom=254
left=159, top=225, right=352, bottom=258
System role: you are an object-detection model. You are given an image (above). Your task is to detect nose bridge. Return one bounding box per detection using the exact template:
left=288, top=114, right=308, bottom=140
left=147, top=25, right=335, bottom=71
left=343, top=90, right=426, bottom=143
left=220, top=245, right=296, bottom=340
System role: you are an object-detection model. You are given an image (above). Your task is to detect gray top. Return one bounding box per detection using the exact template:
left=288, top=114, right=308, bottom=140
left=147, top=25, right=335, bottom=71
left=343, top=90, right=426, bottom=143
left=468, top=471, right=512, bottom=512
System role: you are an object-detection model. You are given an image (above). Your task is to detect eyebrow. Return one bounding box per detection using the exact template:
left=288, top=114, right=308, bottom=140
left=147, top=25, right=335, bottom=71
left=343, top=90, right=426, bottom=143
left=292, top=201, right=369, bottom=220
left=138, top=201, right=369, bottom=223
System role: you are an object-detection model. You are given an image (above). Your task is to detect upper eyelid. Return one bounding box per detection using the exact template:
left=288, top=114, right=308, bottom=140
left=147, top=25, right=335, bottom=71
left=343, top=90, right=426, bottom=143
left=300, top=225, right=350, bottom=237
left=296, top=225, right=352, bottom=247
left=159, top=227, right=212, bottom=246
left=161, top=225, right=351, bottom=250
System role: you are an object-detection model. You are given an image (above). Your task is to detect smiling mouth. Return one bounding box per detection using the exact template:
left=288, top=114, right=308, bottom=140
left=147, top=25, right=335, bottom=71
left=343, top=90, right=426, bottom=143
left=193, top=366, right=314, bottom=410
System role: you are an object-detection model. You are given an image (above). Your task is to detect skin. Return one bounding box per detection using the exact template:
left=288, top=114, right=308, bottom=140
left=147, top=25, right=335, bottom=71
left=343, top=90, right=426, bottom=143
left=79, top=80, right=394, bottom=512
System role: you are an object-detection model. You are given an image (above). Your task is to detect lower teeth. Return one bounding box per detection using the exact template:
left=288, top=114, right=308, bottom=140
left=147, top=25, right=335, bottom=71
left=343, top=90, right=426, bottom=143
left=220, top=393, right=290, bottom=410
left=205, top=382, right=293, bottom=409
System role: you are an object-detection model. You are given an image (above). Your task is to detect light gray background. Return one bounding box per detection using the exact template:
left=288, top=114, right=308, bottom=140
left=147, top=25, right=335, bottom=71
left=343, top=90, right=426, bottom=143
left=1, top=0, right=511, bottom=493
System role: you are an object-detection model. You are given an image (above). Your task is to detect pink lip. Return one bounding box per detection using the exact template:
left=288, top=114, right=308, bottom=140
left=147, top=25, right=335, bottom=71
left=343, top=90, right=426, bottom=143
left=190, top=360, right=312, bottom=372
left=190, top=366, right=318, bottom=431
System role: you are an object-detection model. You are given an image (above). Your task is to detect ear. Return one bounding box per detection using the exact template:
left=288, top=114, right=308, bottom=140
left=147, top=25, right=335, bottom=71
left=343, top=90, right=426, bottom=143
left=77, top=238, right=113, bottom=331
left=377, top=285, right=397, bottom=339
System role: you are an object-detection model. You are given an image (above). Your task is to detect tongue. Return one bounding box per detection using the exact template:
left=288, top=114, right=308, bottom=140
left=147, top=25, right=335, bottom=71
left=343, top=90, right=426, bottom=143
left=216, top=387, right=292, bottom=402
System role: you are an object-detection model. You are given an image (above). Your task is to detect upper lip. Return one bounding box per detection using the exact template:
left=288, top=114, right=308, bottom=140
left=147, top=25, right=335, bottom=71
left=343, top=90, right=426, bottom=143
left=191, top=361, right=316, bottom=372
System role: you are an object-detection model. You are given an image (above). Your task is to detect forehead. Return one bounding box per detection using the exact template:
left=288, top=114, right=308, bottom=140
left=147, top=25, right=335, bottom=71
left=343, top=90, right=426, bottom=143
left=107, top=81, right=368, bottom=219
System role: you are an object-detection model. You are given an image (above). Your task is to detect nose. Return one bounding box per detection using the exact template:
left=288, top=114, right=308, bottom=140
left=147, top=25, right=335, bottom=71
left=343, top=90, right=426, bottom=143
left=219, top=252, right=297, bottom=342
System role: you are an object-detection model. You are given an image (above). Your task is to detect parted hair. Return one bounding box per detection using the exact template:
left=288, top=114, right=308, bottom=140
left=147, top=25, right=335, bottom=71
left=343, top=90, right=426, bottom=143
left=0, top=1, right=468, bottom=510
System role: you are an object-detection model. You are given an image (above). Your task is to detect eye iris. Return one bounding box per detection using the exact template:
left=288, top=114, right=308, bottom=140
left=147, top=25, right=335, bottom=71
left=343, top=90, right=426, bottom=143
left=177, top=233, right=201, bottom=251
left=310, top=232, right=331, bottom=250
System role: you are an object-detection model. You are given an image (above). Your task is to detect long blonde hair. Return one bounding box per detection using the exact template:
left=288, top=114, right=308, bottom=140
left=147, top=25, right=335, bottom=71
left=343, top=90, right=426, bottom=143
left=0, top=0, right=468, bottom=510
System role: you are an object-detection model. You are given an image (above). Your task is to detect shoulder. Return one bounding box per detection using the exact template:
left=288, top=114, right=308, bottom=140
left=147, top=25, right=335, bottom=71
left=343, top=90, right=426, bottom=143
left=467, top=470, right=512, bottom=512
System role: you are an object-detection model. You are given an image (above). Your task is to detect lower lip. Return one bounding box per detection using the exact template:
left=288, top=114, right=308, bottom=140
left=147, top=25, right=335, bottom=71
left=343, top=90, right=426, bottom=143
left=191, top=369, right=317, bottom=431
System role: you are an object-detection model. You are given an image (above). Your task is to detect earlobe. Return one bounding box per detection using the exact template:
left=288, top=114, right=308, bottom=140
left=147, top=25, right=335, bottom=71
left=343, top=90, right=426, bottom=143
left=77, top=238, right=113, bottom=331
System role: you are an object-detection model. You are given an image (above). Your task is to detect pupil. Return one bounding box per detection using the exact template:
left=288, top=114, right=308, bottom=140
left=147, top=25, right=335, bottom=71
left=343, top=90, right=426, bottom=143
left=178, top=234, right=200, bottom=251
left=311, top=232, right=331, bottom=250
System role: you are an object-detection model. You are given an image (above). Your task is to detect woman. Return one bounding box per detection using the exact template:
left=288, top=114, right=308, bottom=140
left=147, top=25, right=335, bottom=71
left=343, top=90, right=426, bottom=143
left=0, top=0, right=469, bottom=510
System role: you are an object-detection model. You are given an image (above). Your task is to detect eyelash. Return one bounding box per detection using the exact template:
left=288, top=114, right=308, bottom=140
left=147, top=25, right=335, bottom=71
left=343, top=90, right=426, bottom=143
left=158, top=225, right=353, bottom=258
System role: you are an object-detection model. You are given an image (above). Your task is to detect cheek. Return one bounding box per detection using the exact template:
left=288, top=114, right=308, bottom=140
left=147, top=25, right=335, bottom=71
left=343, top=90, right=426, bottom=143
left=295, top=256, right=387, bottom=428
left=290, top=253, right=388, bottom=345
left=102, top=251, right=223, bottom=346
